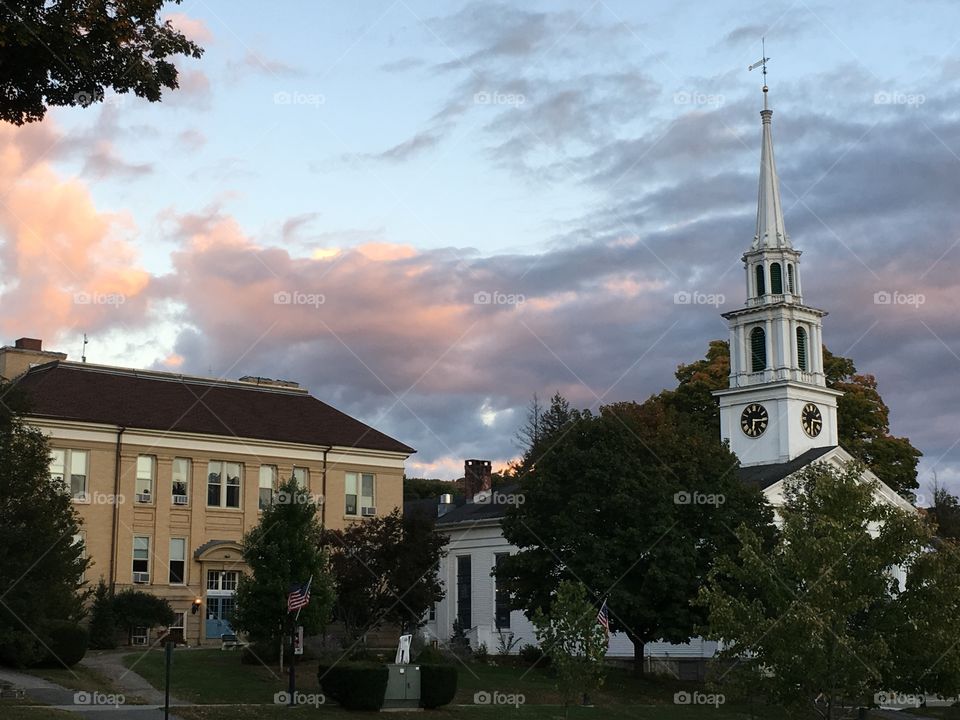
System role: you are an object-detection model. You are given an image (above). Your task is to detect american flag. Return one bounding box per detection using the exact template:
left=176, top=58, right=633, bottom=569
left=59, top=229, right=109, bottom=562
left=287, top=582, right=311, bottom=612
left=596, top=599, right=610, bottom=637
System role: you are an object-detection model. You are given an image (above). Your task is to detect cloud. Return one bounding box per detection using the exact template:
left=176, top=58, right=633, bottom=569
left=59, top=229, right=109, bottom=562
left=227, top=50, right=304, bottom=81
left=165, top=12, right=214, bottom=44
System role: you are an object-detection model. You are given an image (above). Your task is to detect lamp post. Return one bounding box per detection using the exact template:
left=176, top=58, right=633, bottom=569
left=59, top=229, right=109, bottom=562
left=191, top=597, right=202, bottom=646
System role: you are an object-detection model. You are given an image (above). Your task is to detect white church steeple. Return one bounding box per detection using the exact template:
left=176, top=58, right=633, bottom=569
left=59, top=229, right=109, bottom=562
left=713, top=84, right=842, bottom=467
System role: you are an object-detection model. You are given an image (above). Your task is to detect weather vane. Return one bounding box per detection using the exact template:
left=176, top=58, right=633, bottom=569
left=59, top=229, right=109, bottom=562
left=748, top=37, right=770, bottom=108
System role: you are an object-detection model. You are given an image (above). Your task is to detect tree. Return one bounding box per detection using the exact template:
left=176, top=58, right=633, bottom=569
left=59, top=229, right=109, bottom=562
left=403, top=477, right=460, bottom=501
left=928, top=481, right=960, bottom=541
left=231, top=479, right=335, bottom=652
left=516, top=391, right=588, bottom=472
left=112, top=589, right=175, bottom=641
left=0, top=382, right=89, bottom=667
left=497, top=395, right=774, bottom=675
left=532, top=580, right=607, bottom=716
left=0, top=0, right=204, bottom=125
left=88, top=578, right=117, bottom=649
left=322, top=508, right=446, bottom=641
left=667, top=341, right=921, bottom=496
left=699, top=461, right=960, bottom=719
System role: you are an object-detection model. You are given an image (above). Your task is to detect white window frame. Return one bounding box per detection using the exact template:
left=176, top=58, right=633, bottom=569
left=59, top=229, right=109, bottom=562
left=172, top=458, right=190, bottom=504
left=345, top=472, right=375, bottom=516
left=169, top=538, right=186, bottom=585
left=258, top=465, right=277, bottom=511
left=132, top=536, right=150, bottom=582
left=136, top=455, right=154, bottom=501
left=50, top=448, right=89, bottom=500
left=207, top=461, right=242, bottom=509
left=74, top=532, right=86, bottom=582
left=292, top=466, right=309, bottom=489
left=206, top=570, right=239, bottom=593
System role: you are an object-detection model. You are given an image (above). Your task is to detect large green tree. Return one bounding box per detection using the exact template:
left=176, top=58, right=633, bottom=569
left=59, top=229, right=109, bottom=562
left=0, top=382, right=89, bottom=667
left=700, top=461, right=960, bottom=719
left=498, top=394, right=774, bottom=674
left=322, top=508, right=446, bottom=641
left=0, top=0, right=203, bottom=125
left=665, top=341, right=921, bottom=496
left=231, top=478, right=335, bottom=651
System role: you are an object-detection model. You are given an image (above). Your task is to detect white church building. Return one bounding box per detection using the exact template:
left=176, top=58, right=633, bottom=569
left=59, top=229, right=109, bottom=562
left=419, top=85, right=915, bottom=670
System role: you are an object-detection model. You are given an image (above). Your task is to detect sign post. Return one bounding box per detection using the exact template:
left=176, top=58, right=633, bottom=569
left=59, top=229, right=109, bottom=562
left=163, top=641, right=173, bottom=720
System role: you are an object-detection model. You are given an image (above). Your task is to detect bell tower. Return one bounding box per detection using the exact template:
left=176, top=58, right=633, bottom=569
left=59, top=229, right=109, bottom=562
left=713, top=83, right=841, bottom=467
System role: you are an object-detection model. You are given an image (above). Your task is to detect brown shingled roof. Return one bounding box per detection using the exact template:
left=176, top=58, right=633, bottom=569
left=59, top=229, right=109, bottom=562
left=14, top=362, right=414, bottom=454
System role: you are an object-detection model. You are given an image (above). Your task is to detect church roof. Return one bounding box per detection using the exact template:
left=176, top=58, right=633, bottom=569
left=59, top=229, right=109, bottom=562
left=737, top=445, right=837, bottom=490
left=752, top=89, right=791, bottom=251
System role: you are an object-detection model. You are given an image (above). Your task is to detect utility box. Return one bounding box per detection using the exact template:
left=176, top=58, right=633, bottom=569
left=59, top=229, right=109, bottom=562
left=383, top=664, right=420, bottom=709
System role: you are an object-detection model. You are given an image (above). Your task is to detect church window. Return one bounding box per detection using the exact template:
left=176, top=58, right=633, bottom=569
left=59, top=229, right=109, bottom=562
left=787, top=264, right=795, bottom=293
left=755, top=265, right=765, bottom=296
left=770, top=263, right=783, bottom=294
left=797, top=327, right=808, bottom=371
left=750, top=327, right=766, bottom=372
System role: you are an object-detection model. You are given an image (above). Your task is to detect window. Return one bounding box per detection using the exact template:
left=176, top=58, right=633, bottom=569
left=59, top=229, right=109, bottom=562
left=50, top=449, right=88, bottom=499
left=259, top=465, right=277, bottom=510
left=428, top=604, right=436, bottom=622
left=292, top=466, right=308, bottom=488
left=74, top=533, right=86, bottom=582
left=172, top=458, right=190, bottom=503
left=207, top=570, right=239, bottom=591
left=770, top=262, right=783, bottom=294
left=457, top=555, right=472, bottom=631
left=750, top=327, right=767, bottom=372
left=169, top=612, right=186, bottom=644
left=207, top=461, right=242, bottom=508
left=787, top=263, right=795, bottom=293
left=133, top=536, right=150, bottom=581
left=797, top=327, right=808, bottom=371
left=136, top=455, right=154, bottom=500
left=169, top=538, right=186, bottom=584
left=345, top=472, right=375, bottom=515
left=494, top=553, right=511, bottom=629
left=755, top=264, right=766, bottom=296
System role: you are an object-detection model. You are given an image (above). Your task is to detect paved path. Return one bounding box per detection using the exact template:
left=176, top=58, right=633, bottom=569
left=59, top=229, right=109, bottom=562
left=0, top=665, right=187, bottom=719
left=80, top=650, right=190, bottom=707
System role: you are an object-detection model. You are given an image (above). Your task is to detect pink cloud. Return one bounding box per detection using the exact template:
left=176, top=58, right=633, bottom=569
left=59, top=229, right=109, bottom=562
left=165, top=12, right=214, bottom=44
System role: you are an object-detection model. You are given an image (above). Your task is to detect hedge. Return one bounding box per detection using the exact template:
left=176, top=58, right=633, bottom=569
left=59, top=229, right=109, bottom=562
left=318, top=661, right=388, bottom=711
left=420, top=664, right=458, bottom=709
left=39, top=621, right=88, bottom=667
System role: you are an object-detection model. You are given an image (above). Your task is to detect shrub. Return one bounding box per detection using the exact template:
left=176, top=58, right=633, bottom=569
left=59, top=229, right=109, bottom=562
left=88, top=579, right=117, bottom=650
left=318, top=661, right=388, bottom=711
left=519, top=643, right=550, bottom=668
left=112, top=590, right=175, bottom=641
left=420, top=664, right=457, bottom=709
left=473, top=642, right=488, bottom=663
left=38, top=621, right=88, bottom=667
left=414, top=644, right=448, bottom=665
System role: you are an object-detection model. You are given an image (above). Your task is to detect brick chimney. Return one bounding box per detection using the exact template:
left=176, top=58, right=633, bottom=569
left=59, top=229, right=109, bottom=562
left=0, top=338, right=67, bottom=380
left=463, top=459, right=492, bottom=502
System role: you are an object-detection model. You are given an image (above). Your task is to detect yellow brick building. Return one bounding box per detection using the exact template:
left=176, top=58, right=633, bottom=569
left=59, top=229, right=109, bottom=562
left=1, top=338, right=414, bottom=646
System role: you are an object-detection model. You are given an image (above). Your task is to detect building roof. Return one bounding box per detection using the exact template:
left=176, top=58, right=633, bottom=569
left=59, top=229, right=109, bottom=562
left=737, top=445, right=837, bottom=490
left=434, top=485, right=521, bottom=526
left=753, top=90, right=790, bottom=251
left=14, top=361, right=414, bottom=455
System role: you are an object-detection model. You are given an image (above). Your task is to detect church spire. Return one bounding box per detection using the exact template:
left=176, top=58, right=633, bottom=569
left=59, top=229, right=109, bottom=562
left=753, top=85, right=790, bottom=250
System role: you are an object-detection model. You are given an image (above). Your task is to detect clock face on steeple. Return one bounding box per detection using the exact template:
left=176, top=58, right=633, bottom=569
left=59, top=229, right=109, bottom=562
left=801, top=403, right=823, bottom=437
left=740, top=403, right=769, bottom=438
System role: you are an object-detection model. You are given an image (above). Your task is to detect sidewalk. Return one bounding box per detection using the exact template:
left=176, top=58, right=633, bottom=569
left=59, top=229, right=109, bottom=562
left=0, top=665, right=186, bottom=719
left=81, top=650, right=191, bottom=707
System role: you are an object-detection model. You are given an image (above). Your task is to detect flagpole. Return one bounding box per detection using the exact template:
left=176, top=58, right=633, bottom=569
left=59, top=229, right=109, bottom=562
left=288, top=576, right=313, bottom=707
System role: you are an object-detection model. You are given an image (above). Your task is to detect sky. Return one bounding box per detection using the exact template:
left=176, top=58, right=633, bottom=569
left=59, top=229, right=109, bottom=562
left=3, top=0, right=960, bottom=493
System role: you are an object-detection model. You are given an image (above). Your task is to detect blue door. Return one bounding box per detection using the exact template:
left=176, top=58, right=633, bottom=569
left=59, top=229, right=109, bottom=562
left=205, top=597, right=235, bottom=639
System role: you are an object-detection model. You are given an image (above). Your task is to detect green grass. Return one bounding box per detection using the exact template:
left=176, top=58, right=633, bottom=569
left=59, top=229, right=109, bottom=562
left=0, top=705, right=76, bottom=720
left=21, top=664, right=122, bottom=695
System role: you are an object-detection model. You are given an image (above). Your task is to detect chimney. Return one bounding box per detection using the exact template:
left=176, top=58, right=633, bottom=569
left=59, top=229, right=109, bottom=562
left=0, top=337, right=67, bottom=381
left=437, top=493, right=454, bottom=517
left=464, top=459, right=492, bottom=502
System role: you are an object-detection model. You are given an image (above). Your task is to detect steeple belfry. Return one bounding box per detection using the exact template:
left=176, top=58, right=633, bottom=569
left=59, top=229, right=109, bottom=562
left=754, top=89, right=790, bottom=250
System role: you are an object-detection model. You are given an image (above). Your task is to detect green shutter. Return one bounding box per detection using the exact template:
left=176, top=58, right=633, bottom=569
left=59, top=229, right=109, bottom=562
left=770, top=262, right=783, bottom=294
left=797, top=327, right=808, bottom=371
left=755, top=265, right=765, bottom=296
left=751, top=327, right=766, bottom=372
